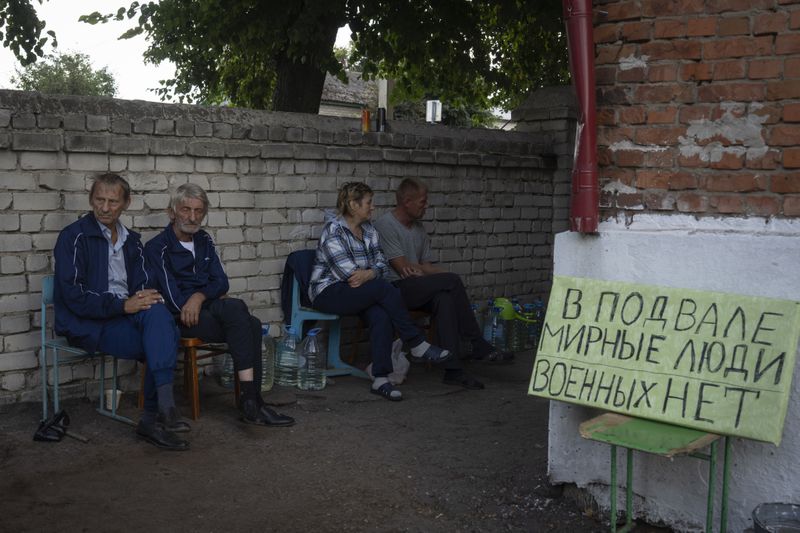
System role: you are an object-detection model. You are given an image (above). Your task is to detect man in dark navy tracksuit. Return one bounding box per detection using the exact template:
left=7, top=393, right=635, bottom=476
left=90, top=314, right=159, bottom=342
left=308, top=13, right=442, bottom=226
left=53, top=173, right=189, bottom=451
left=145, top=183, right=294, bottom=427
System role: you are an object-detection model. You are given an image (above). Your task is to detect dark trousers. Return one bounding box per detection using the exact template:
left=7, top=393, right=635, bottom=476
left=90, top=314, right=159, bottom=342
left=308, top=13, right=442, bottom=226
left=312, top=279, right=426, bottom=377
left=179, top=298, right=263, bottom=389
left=394, top=272, right=485, bottom=365
left=97, top=303, right=178, bottom=413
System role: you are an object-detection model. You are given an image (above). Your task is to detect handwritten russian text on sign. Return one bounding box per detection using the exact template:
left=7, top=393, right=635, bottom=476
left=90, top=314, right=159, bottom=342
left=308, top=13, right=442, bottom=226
left=528, top=276, right=800, bottom=445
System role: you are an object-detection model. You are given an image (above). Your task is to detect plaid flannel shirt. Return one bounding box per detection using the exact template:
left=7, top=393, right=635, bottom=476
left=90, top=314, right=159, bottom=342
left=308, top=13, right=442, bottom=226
left=308, top=216, right=389, bottom=302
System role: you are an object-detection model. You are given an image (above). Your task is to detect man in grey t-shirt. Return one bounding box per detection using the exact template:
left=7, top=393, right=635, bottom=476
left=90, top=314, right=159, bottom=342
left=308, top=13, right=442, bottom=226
left=374, top=178, right=514, bottom=390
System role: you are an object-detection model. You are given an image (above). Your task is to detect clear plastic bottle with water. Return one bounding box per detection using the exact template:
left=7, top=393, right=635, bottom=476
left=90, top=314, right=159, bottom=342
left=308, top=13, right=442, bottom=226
left=260, top=325, right=275, bottom=392
left=219, top=353, right=234, bottom=388
left=508, top=302, right=526, bottom=352
left=532, top=298, right=546, bottom=350
left=523, top=303, right=536, bottom=349
left=275, top=324, right=300, bottom=387
left=482, top=299, right=495, bottom=342
left=491, top=306, right=506, bottom=350
left=297, top=327, right=326, bottom=391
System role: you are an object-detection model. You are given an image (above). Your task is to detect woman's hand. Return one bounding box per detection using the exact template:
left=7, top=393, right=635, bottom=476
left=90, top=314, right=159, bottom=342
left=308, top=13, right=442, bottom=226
left=123, top=289, right=164, bottom=314
left=348, top=269, right=375, bottom=288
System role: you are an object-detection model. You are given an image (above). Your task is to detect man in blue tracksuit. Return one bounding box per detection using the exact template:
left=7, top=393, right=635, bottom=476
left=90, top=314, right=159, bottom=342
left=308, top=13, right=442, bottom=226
left=145, top=183, right=294, bottom=427
left=53, top=173, right=189, bottom=451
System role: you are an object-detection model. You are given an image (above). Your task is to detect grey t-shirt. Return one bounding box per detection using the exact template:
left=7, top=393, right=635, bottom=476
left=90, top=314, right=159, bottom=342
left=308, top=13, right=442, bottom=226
left=374, top=211, right=432, bottom=282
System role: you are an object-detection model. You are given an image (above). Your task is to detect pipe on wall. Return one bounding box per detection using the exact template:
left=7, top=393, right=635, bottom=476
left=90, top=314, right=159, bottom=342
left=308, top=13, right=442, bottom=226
left=563, top=0, right=599, bottom=233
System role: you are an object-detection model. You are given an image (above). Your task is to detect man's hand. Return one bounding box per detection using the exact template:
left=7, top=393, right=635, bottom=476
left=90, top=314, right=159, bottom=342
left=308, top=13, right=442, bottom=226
left=348, top=269, right=375, bottom=288
left=399, top=264, right=424, bottom=278
left=180, top=292, right=207, bottom=327
left=123, top=289, right=164, bottom=314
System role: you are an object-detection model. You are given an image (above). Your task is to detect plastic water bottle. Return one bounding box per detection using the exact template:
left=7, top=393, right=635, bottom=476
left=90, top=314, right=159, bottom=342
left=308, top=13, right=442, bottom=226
left=275, top=324, right=300, bottom=387
left=533, top=298, right=545, bottom=350
left=492, top=306, right=506, bottom=350
left=219, top=353, right=234, bottom=388
left=260, top=325, right=275, bottom=392
left=471, top=303, right=482, bottom=333
left=297, top=327, right=325, bottom=391
left=523, top=303, right=536, bottom=349
left=482, top=299, right=495, bottom=342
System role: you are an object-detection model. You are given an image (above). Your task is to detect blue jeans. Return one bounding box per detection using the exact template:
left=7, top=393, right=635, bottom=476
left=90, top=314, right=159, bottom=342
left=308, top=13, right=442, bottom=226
left=97, top=303, right=178, bottom=413
left=312, top=279, right=426, bottom=377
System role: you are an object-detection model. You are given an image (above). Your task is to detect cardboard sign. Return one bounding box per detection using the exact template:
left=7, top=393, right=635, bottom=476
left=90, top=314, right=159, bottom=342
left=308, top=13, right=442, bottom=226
left=528, top=276, right=800, bottom=445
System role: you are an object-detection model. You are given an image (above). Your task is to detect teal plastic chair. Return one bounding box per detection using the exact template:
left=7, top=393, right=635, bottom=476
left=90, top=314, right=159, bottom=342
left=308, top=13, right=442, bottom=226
left=40, top=275, right=134, bottom=426
left=289, top=270, right=368, bottom=379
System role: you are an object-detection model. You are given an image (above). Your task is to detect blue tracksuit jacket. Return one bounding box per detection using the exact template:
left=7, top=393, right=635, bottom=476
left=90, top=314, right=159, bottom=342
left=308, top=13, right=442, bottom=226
left=144, top=225, right=229, bottom=313
left=53, top=213, right=153, bottom=352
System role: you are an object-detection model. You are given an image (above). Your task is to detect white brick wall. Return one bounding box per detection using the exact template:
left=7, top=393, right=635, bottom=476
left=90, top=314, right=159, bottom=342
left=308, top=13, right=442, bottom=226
left=0, top=89, right=572, bottom=404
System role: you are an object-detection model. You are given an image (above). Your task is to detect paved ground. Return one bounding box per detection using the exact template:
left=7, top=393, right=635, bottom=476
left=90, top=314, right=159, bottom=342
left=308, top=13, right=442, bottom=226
left=0, top=350, right=662, bottom=532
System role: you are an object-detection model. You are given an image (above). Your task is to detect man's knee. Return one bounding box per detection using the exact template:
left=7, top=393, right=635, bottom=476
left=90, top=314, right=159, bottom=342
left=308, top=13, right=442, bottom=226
left=437, top=272, right=465, bottom=291
left=220, top=297, right=249, bottom=315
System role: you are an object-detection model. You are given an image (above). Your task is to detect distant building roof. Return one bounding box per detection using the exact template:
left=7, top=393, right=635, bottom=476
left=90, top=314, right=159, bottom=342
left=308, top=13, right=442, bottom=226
left=320, top=71, right=378, bottom=108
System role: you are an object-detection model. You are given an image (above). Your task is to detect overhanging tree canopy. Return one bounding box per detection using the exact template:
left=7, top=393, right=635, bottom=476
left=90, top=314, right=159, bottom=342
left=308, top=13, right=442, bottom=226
left=81, top=0, right=568, bottom=114
left=3, top=0, right=568, bottom=114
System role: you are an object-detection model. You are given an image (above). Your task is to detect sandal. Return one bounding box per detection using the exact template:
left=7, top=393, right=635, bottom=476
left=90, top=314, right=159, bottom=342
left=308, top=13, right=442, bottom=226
left=370, top=382, right=403, bottom=401
left=410, top=344, right=452, bottom=364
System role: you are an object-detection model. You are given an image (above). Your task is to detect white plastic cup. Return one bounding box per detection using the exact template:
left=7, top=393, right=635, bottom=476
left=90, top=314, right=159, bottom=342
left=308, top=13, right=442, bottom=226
left=104, top=389, right=123, bottom=410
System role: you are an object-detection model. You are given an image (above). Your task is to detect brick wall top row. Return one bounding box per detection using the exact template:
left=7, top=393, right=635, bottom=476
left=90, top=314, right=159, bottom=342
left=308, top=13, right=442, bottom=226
left=0, top=90, right=552, bottom=158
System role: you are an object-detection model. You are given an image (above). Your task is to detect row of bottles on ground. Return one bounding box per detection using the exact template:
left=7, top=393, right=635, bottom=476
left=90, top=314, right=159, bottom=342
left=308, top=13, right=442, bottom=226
left=219, top=324, right=326, bottom=391
left=274, top=325, right=326, bottom=390
left=219, top=325, right=276, bottom=392
left=220, top=294, right=545, bottom=388
left=474, top=296, right=545, bottom=353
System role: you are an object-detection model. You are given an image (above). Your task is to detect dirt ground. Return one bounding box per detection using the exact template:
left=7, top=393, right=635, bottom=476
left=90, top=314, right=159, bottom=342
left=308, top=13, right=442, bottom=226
left=0, top=350, right=662, bottom=532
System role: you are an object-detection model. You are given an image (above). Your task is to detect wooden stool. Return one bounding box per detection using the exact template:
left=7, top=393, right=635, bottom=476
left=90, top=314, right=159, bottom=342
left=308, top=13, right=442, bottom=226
left=138, top=338, right=240, bottom=420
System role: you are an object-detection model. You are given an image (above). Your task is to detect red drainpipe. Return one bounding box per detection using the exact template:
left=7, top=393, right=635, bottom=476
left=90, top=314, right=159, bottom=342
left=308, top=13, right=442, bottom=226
left=563, top=0, right=599, bottom=233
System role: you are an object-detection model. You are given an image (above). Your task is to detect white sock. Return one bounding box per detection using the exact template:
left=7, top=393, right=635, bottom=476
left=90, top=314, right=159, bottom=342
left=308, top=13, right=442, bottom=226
left=410, top=341, right=431, bottom=358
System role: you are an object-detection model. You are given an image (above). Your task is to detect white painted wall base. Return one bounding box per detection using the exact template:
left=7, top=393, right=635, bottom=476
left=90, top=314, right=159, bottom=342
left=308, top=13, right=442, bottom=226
left=548, top=214, right=800, bottom=532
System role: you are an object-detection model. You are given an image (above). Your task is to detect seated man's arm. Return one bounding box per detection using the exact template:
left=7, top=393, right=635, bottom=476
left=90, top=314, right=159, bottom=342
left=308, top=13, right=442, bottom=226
left=54, top=231, right=126, bottom=319
left=198, top=234, right=229, bottom=301
left=386, top=256, right=443, bottom=278
left=144, top=239, right=189, bottom=314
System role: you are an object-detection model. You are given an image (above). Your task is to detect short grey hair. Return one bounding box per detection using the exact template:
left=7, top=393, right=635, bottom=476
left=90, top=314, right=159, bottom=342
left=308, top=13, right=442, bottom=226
left=170, top=183, right=209, bottom=212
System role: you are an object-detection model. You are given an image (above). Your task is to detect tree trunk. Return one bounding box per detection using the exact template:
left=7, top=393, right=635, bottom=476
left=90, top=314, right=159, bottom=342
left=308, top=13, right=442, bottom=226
left=271, top=24, right=339, bottom=113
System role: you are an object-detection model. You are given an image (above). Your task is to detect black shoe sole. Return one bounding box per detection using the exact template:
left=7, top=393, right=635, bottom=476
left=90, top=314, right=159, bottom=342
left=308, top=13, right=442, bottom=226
left=136, top=431, right=190, bottom=451
left=239, top=415, right=296, bottom=427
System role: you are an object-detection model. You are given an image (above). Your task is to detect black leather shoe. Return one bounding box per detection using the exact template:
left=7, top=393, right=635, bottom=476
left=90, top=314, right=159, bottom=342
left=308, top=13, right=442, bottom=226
left=240, top=398, right=296, bottom=427
left=136, top=421, right=190, bottom=451
left=157, top=407, right=191, bottom=433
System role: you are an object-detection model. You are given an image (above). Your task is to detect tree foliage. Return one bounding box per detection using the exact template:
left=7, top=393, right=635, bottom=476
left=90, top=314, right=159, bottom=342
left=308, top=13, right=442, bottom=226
left=12, top=52, right=117, bottom=96
left=0, top=0, right=56, bottom=64
left=74, top=0, right=568, bottom=115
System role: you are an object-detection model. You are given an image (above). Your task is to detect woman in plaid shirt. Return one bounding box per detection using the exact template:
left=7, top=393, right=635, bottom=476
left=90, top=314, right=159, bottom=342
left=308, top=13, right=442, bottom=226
left=310, top=182, right=452, bottom=401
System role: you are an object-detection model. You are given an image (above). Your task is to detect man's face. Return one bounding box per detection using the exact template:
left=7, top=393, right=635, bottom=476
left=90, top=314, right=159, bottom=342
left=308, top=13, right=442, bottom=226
left=170, top=197, right=207, bottom=241
left=402, top=190, right=428, bottom=221
left=90, top=183, right=129, bottom=230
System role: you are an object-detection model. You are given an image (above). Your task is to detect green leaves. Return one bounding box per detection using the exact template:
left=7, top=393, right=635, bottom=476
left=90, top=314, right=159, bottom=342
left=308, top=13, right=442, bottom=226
left=1, top=0, right=56, bottom=65
left=11, top=51, right=117, bottom=96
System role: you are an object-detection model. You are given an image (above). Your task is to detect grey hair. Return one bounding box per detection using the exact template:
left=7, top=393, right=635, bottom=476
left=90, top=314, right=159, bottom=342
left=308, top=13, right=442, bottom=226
left=170, top=183, right=209, bottom=212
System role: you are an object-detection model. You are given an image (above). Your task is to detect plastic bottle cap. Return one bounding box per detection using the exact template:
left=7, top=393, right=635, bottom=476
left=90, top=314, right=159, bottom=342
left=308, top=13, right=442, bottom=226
left=308, top=328, right=321, bottom=336
left=262, top=325, right=269, bottom=335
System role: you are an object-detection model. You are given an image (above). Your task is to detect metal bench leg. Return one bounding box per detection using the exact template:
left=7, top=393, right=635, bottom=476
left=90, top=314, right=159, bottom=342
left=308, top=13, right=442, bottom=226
left=324, top=320, right=369, bottom=379
left=706, top=440, right=718, bottom=533
left=95, top=356, right=135, bottom=426
left=611, top=444, right=617, bottom=533
left=720, top=437, right=731, bottom=533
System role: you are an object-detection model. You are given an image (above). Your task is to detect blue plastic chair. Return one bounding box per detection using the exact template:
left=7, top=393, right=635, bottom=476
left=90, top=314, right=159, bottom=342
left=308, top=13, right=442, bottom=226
left=287, top=253, right=368, bottom=379
left=40, top=275, right=134, bottom=426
